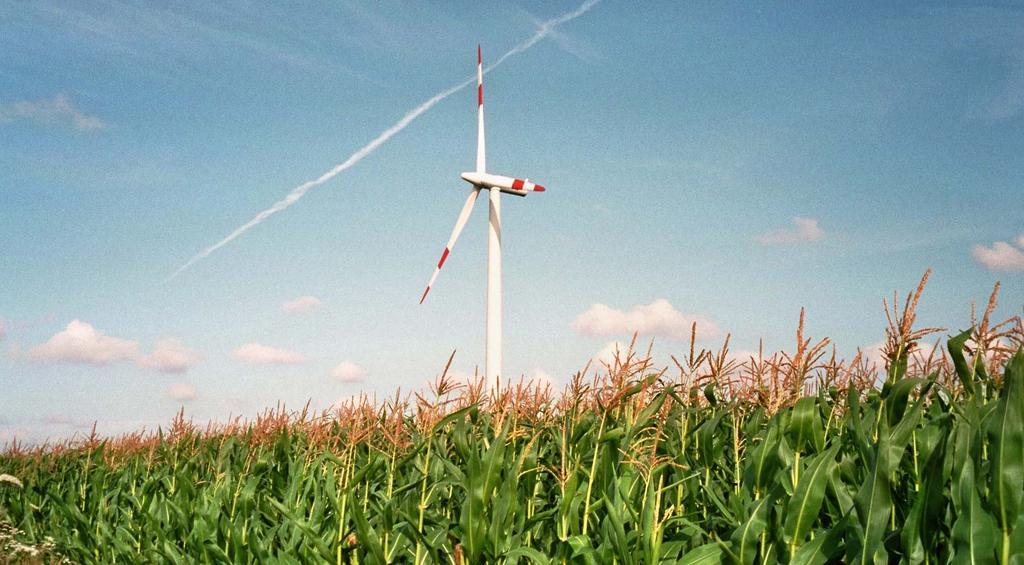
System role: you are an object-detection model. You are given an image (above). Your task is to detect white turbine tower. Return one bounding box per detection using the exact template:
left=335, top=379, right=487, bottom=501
left=419, top=46, right=546, bottom=381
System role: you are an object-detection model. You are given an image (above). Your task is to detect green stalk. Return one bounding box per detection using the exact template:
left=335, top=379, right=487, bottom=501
left=581, top=414, right=606, bottom=536
left=732, top=409, right=741, bottom=495
left=912, top=431, right=920, bottom=492
left=415, top=435, right=434, bottom=565
left=337, top=445, right=354, bottom=565
left=792, top=450, right=800, bottom=490
left=383, top=447, right=397, bottom=562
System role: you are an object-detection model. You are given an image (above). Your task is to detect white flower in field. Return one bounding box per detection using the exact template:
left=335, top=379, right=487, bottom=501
left=0, top=473, right=22, bottom=488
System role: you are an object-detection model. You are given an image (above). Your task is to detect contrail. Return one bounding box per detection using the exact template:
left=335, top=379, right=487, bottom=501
left=167, top=0, right=600, bottom=282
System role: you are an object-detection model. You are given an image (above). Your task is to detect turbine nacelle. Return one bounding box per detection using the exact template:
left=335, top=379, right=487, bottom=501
left=460, top=171, right=546, bottom=197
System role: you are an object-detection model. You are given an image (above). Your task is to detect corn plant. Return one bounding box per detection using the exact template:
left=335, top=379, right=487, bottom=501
left=2, top=276, right=1023, bottom=564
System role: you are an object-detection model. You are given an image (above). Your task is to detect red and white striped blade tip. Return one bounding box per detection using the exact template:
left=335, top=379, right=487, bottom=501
left=511, top=178, right=546, bottom=192
left=419, top=286, right=431, bottom=304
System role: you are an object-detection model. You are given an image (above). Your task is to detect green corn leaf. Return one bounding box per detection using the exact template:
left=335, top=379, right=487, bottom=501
left=902, top=418, right=951, bottom=563
left=887, top=380, right=933, bottom=474
left=600, top=492, right=631, bottom=564
left=789, top=520, right=848, bottom=565
left=626, top=392, right=669, bottom=444
left=504, top=545, right=552, bottom=564
left=599, top=427, right=626, bottom=443
left=849, top=423, right=892, bottom=565
left=677, top=542, right=725, bottom=565
left=948, top=329, right=976, bottom=397
left=728, top=485, right=782, bottom=565
left=704, top=383, right=717, bottom=405
left=883, top=377, right=924, bottom=426
left=742, top=418, right=782, bottom=495
left=988, top=351, right=1024, bottom=559
left=698, top=411, right=726, bottom=466
left=566, top=534, right=599, bottom=563
left=783, top=445, right=839, bottom=554
left=902, top=487, right=928, bottom=565
left=348, top=490, right=386, bottom=565
left=826, top=457, right=856, bottom=516
left=788, top=397, right=824, bottom=454
left=659, top=540, right=690, bottom=561
left=431, top=404, right=477, bottom=433
left=846, top=384, right=874, bottom=467
left=1009, top=513, right=1024, bottom=562
left=950, top=461, right=999, bottom=565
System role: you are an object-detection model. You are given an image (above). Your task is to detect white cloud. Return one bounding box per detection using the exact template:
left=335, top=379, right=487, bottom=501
left=571, top=299, right=719, bottom=340
left=166, top=383, right=197, bottom=402
left=446, top=368, right=481, bottom=385
left=332, top=360, right=367, bottom=382
left=0, top=319, right=5, bottom=342
left=42, top=415, right=88, bottom=428
left=0, top=428, right=29, bottom=446
left=857, top=341, right=941, bottom=370
left=0, top=94, right=105, bottom=131
left=726, top=349, right=764, bottom=365
left=593, top=341, right=629, bottom=366
left=528, top=368, right=556, bottom=388
left=755, top=217, right=825, bottom=245
left=281, top=295, right=323, bottom=314
left=28, top=321, right=200, bottom=373
left=138, top=338, right=200, bottom=374
left=973, top=235, right=1024, bottom=272
left=28, top=320, right=139, bottom=365
left=231, top=343, right=305, bottom=365
left=858, top=342, right=887, bottom=370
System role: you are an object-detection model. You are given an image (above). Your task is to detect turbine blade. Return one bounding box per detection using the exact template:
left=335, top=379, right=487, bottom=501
left=476, top=45, right=486, bottom=174
left=420, top=188, right=481, bottom=303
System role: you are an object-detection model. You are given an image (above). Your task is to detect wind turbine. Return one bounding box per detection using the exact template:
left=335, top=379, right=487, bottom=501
left=419, top=46, right=546, bottom=381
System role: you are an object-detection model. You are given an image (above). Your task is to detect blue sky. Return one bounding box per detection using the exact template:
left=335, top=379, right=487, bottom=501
left=1, top=1, right=1022, bottom=444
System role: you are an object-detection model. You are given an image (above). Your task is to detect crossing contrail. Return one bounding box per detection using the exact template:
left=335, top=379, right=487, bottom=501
left=167, top=0, right=599, bottom=282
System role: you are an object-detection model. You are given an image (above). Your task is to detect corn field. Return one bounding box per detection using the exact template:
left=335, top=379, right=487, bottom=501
left=2, top=276, right=1023, bottom=564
